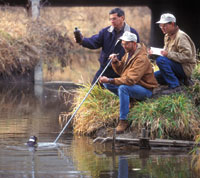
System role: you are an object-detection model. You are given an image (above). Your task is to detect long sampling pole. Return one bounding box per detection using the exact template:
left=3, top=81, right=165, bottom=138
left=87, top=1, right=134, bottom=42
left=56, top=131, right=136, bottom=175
left=54, top=57, right=115, bottom=143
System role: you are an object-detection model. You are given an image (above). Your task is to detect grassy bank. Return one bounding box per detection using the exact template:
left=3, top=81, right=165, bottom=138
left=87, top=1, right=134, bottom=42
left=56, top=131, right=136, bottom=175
left=69, top=64, right=200, bottom=140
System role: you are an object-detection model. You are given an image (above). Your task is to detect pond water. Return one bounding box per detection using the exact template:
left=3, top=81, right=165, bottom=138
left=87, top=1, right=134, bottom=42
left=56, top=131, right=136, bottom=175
left=0, top=83, right=198, bottom=178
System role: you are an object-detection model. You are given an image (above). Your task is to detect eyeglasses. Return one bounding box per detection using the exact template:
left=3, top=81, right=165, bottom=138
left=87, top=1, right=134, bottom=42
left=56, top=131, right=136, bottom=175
left=109, top=16, right=123, bottom=21
left=109, top=17, right=117, bottom=21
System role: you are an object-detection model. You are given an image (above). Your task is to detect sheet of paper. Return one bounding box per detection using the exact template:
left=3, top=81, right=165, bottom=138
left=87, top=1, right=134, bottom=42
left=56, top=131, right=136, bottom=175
left=150, top=47, right=163, bottom=56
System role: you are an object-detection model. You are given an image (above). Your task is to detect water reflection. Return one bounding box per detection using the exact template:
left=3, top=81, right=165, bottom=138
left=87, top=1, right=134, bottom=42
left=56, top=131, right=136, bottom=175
left=0, top=83, right=83, bottom=177
left=0, top=83, right=198, bottom=178
left=0, top=83, right=74, bottom=138
left=69, top=136, right=197, bottom=178
left=118, top=156, right=128, bottom=178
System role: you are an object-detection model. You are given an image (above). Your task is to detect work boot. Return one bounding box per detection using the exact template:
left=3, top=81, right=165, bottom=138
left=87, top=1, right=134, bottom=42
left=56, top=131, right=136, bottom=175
left=116, top=120, right=129, bottom=134
left=184, top=77, right=194, bottom=86
left=161, top=86, right=183, bottom=95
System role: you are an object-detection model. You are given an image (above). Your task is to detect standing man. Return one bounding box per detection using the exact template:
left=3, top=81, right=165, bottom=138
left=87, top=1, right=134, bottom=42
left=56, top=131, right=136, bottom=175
left=74, top=8, right=140, bottom=84
left=154, top=13, right=196, bottom=94
left=99, top=31, right=158, bottom=134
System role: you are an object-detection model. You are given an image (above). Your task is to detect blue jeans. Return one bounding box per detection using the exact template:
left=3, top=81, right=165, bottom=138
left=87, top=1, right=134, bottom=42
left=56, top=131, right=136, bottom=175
left=103, top=83, right=152, bottom=120
left=154, top=56, right=186, bottom=88
left=118, top=156, right=128, bottom=178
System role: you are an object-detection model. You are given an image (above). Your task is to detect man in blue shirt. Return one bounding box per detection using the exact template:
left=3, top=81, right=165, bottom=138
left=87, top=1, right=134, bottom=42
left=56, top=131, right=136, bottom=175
left=74, top=8, right=140, bottom=84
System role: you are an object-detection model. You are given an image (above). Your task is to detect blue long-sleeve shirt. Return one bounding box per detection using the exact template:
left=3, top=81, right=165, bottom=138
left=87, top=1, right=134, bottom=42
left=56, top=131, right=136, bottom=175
left=81, top=23, right=140, bottom=67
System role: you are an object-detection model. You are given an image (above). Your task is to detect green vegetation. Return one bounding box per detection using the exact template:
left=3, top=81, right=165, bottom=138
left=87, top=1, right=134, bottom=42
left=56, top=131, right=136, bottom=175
left=129, top=93, right=199, bottom=139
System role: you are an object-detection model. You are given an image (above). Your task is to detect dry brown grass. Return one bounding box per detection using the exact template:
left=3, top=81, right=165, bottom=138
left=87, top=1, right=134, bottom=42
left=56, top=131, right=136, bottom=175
left=41, top=6, right=151, bottom=82
left=0, top=5, right=151, bottom=82
left=1, top=6, right=151, bottom=81
left=0, top=6, right=73, bottom=78
left=40, top=6, right=151, bottom=82
left=70, top=84, right=119, bottom=135
left=40, top=6, right=151, bottom=44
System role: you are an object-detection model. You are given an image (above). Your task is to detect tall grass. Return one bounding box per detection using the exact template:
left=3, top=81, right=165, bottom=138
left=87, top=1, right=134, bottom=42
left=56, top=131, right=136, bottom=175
left=129, top=93, right=199, bottom=139
left=72, top=84, right=119, bottom=135
left=70, top=83, right=200, bottom=139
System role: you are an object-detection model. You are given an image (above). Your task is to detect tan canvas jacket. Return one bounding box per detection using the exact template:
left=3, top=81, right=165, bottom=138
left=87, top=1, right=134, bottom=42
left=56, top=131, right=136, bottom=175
left=111, top=43, right=158, bottom=90
left=164, top=29, right=196, bottom=77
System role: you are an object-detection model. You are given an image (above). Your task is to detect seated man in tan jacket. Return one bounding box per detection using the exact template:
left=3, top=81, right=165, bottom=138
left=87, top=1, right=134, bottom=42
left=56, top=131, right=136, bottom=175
left=154, top=13, right=196, bottom=94
left=99, top=31, right=158, bottom=134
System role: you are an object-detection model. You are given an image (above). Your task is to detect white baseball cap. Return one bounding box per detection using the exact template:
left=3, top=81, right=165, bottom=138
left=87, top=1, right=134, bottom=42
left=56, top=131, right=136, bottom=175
left=156, top=13, right=176, bottom=24
left=120, top=31, right=137, bottom=42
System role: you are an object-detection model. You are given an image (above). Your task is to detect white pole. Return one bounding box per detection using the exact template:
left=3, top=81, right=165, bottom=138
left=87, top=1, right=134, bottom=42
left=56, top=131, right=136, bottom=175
left=31, top=0, right=40, bottom=21
left=54, top=59, right=113, bottom=143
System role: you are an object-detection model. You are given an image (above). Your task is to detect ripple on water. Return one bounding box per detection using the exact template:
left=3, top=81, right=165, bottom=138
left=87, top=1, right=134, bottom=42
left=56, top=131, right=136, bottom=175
left=3, top=142, right=66, bottom=151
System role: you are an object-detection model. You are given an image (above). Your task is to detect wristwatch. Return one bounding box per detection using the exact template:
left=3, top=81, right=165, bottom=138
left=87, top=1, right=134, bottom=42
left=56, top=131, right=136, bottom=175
left=108, top=78, right=115, bottom=84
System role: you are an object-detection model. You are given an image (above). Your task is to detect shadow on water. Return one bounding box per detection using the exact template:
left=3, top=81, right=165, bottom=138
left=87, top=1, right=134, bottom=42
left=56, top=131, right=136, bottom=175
left=0, top=83, right=198, bottom=178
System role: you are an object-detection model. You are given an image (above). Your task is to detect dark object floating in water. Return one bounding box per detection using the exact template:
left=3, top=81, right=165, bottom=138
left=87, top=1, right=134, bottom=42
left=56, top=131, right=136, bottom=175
left=27, top=136, right=37, bottom=147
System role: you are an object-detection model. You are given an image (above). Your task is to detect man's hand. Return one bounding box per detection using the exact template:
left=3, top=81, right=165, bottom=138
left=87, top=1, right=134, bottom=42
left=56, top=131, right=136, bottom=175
left=73, top=36, right=83, bottom=44
left=161, top=50, right=168, bottom=56
left=148, top=48, right=153, bottom=55
left=109, top=53, right=119, bottom=63
left=99, top=76, right=109, bottom=83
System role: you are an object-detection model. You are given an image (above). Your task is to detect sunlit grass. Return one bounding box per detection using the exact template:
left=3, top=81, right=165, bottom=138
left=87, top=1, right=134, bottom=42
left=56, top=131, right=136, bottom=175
left=72, top=84, right=119, bottom=135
